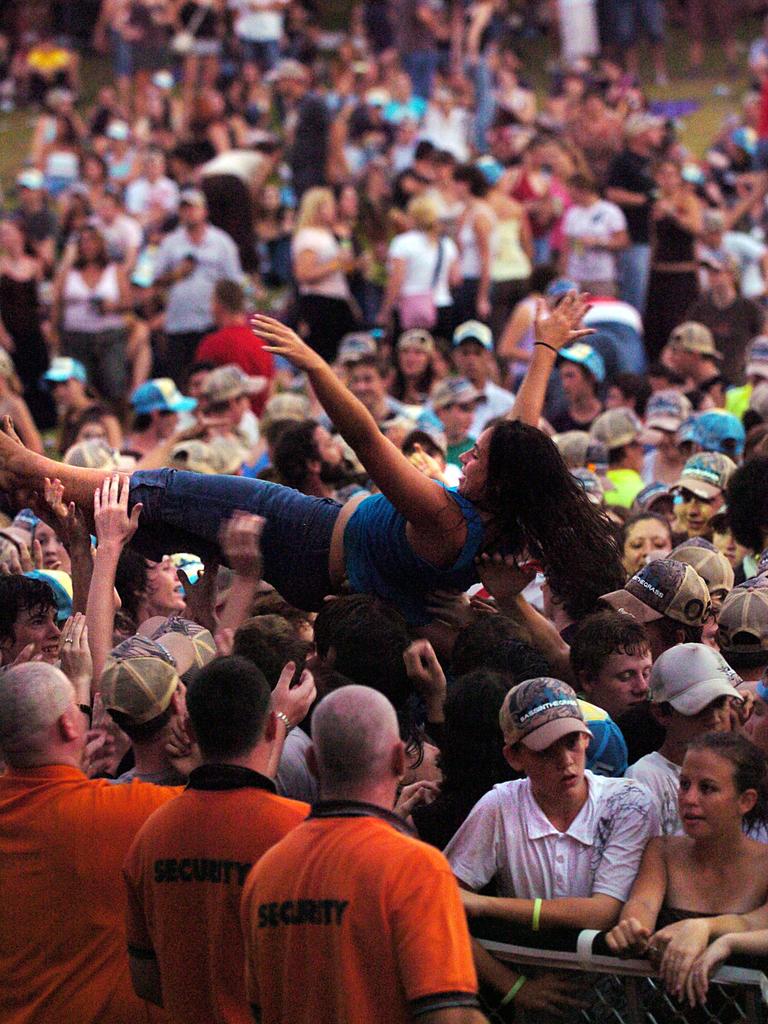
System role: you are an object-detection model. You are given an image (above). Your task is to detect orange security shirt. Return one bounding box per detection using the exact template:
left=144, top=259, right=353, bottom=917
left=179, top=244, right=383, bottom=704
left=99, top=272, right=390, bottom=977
left=123, top=764, right=308, bottom=1024
left=240, top=802, right=479, bottom=1024
left=0, top=763, right=178, bottom=1024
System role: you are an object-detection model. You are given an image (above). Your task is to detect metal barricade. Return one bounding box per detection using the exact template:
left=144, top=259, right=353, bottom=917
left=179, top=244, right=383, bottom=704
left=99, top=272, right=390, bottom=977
left=476, top=927, right=768, bottom=1024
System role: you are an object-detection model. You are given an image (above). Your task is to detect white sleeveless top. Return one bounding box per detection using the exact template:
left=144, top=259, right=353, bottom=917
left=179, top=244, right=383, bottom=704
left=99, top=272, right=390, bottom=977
left=62, top=264, right=124, bottom=333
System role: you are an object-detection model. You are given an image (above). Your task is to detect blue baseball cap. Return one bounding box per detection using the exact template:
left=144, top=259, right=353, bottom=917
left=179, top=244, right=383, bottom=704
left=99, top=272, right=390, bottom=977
left=579, top=700, right=628, bottom=777
left=25, top=569, right=73, bottom=624
left=476, top=156, right=504, bottom=186
left=130, top=378, right=197, bottom=415
left=690, top=410, right=745, bottom=459
left=43, top=357, right=87, bottom=385
left=558, top=342, right=606, bottom=383
left=732, top=126, right=757, bottom=156
left=546, top=278, right=579, bottom=300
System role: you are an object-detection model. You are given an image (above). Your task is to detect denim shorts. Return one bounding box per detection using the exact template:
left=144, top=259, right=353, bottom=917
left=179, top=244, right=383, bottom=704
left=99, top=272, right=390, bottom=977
left=129, top=469, right=342, bottom=611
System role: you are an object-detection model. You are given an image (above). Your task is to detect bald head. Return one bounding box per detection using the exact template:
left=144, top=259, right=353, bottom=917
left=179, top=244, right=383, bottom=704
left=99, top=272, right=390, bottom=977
left=0, top=663, right=75, bottom=767
left=311, top=685, right=402, bottom=792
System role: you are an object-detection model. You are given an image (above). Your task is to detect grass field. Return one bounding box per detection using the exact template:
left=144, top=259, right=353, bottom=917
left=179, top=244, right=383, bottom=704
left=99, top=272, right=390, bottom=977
left=0, top=10, right=764, bottom=192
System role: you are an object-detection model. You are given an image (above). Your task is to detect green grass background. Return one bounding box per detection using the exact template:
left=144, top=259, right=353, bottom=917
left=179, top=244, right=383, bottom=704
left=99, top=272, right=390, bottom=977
left=0, top=8, right=764, bottom=191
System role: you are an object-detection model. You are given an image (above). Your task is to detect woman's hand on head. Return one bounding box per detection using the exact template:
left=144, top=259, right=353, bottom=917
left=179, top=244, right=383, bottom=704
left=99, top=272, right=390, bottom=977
left=533, top=292, right=594, bottom=353
left=249, top=314, right=326, bottom=373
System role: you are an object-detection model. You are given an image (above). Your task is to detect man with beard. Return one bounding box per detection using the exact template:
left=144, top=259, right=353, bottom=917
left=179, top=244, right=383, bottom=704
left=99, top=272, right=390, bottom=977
left=272, top=420, right=357, bottom=500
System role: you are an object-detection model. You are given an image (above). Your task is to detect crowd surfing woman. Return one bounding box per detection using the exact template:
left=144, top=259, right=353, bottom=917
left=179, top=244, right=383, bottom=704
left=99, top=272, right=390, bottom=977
left=0, top=293, right=623, bottom=631
left=606, top=733, right=768, bottom=1007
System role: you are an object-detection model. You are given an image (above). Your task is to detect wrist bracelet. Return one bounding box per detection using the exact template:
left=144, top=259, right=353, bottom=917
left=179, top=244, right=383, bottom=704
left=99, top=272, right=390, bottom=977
left=499, top=975, right=527, bottom=1008
left=274, top=710, right=292, bottom=732
left=534, top=342, right=558, bottom=355
left=532, top=897, right=543, bottom=932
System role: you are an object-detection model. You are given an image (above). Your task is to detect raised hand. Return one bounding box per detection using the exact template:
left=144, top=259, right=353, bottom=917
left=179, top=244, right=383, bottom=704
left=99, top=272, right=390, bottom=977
left=534, top=292, right=595, bottom=353
left=220, top=512, right=265, bottom=579
left=249, top=314, right=326, bottom=373
left=272, top=660, right=316, bottom=728
left=59, top=613, right=93, bottom=697
left=605, top=917, right=652, bottom=958
left=93, top=474, right=142, bottom=549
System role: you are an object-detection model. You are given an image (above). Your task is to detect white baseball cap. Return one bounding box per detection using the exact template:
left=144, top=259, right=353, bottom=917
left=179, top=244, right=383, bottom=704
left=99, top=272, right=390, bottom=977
left=649, top=643, right=742, bottom=714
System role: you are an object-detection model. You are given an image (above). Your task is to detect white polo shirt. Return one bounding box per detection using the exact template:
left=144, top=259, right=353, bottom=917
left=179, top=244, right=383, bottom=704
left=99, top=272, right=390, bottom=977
left=626, top=751, right=682, bottom=837
left=444, top=771, right=658, bottom=901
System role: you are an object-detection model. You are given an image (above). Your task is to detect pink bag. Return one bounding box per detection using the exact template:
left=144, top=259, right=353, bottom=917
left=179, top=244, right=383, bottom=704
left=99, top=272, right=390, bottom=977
left=396, top=238, right=445, bottom=330
left=398, top=292, right=437, bottom=329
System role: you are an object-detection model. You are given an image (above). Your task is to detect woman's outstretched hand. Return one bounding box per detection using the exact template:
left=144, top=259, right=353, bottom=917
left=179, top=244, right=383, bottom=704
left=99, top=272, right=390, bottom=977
left=250, top=314, right=326, bottom=373
left=534, top=292, right=594, bottom=353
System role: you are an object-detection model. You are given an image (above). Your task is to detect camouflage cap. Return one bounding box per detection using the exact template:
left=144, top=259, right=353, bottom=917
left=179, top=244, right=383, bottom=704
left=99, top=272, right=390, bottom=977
left=500, top=678, right=592, bottom=751
left=601, top=558, right=711, bottom=627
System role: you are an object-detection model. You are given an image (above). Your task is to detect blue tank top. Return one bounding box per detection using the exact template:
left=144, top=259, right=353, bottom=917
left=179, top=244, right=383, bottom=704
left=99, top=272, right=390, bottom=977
left=343, top=487, right=486, bottom=626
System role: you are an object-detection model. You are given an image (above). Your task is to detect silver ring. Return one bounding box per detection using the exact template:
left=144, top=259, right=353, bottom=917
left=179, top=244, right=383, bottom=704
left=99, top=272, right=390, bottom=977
left=64, top=638, right=74, bottom=644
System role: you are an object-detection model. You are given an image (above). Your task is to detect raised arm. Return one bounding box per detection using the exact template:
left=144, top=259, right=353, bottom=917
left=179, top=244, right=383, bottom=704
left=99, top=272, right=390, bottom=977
left=250, top=316, right=463, bottom=548
left=509, top=292, right=593, bottom=426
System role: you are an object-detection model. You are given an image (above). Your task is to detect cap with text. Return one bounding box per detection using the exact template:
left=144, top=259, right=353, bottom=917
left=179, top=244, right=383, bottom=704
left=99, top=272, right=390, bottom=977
left=601, top=558, right=711, bottom=626
left=500, top=677, right=592, bottom=751
left=672, top=451, right=736, bottom=500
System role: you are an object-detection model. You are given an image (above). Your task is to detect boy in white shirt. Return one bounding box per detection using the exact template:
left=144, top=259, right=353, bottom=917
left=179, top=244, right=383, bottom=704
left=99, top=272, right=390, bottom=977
left=626, top=643, right=742, bottom=835
left=445, top=678, right=657, bottom=1017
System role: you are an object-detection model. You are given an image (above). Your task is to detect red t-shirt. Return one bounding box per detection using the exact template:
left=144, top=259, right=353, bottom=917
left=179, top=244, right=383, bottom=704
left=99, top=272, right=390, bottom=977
left=195, top=326, right=275, bottom=415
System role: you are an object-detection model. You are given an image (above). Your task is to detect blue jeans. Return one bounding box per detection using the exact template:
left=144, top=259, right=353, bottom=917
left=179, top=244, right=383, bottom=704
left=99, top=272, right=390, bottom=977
left=611, top=0, right=664, bottom=46
left=402, top=51, right=440, bottom=100
left=129, top=469, right=342, bottom=610
left=618, top=243, right=651, bottom=315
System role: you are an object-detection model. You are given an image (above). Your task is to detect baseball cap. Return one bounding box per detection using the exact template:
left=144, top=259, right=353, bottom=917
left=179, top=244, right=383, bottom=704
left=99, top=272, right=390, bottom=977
left=476, top=156, right=504, bottom=186
left=365, top=88, right=390, bottom=107
left=749, top=380, right=768, bottom=422
left=667, top=322, right=722, bottom=361
left=397, top=328, right=435, bottom=353
left=266, top=58, right=310, bottom=83
left=746, top=336, right=768, bottom=381
left=571, top=467, right=605, bottom=506
left=672, top=452, right=736, bottom=500
left=624, top=112, right=663, bottom=137
left=131, top=378, right=197, bottom=415
left=718, top=586, right=768, bottom=655
left=558, top=343, right=606, bottom=383
left=432, top=377, right=481, bottom=410
left=259, top=392, right=311, bottom=432
left=553, top=431, right=609, bottom=471
left=732, top=126, right=758, bottom=156
left=452, top=320, right=494, bottom=351
left=16, top=168, right=45, bottom=190
left=590, top=408, right=641, bottom=450
left=170, top=439, right=218, bottom=475
left=670, top=540, right=735, bottom=596
left=546, top=278, right=580, bottom=300
left=633, top=482, right=673, bottom=514
left=688, top=411, right=745, bottom=458
left=202, top=364, right=267, bottom=404
left=101, top=656, right=180, bottom=725
left=208, top=436, right=249, bottom=474
left=137, top=615, right=215, bottom=674
left=43, top=356, right=87, bottom=385
left=106, top=120, right=129, bottom=141
left=500, top=678, right=592, bottom=751
left=601, top=558, right=711, bottom=626
left=649, top=643, right=742, bottom=713
left=338, top=332, right=378, bottom=365
left=643, top=390, right=692, bottom=434
left=179, top=188, right=207, bottom=208
left=63, top=439, right=121, bottom=470
left=579, top=700, right=628, bottom=777
left=169, top=552, right=205, bottom=588
left=24, top=569, right=73, bottom=623
left=152, top=70, right=174, bottom=90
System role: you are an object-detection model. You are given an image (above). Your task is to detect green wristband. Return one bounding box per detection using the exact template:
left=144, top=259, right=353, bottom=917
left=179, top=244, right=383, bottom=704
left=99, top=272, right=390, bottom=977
left=499, top=975, right=527, bottom=1008
left=532, top=897, right=543, bottom=932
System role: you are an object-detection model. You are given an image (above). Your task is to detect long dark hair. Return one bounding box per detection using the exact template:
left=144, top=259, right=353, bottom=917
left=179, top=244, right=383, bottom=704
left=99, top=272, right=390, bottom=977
left=482, top=421, right=625, bottom=619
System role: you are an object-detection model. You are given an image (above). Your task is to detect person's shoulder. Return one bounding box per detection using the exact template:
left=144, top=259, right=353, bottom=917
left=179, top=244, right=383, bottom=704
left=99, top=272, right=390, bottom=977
left=589, top=771, right=654, bottom=808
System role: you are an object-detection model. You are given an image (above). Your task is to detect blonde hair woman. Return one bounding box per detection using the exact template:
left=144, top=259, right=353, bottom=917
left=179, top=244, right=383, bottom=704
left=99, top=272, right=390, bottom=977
left=291, top=186, right=361, bottom=362
left=377, top=194, right=460, bottom=339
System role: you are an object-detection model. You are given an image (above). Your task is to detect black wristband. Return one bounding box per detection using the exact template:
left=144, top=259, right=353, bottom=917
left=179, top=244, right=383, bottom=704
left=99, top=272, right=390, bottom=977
left=78, top=703, right=93, bottom=724
left=534, top=342, right=559, bottom=355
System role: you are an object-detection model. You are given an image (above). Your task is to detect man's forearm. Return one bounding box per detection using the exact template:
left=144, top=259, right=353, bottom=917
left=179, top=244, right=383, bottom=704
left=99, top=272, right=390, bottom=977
left=468, top=894, right=621, bottom=931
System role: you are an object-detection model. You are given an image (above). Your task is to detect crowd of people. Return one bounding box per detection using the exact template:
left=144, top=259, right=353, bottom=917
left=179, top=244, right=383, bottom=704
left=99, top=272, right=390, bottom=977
left=7, top=2, right=768, bottom=1023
